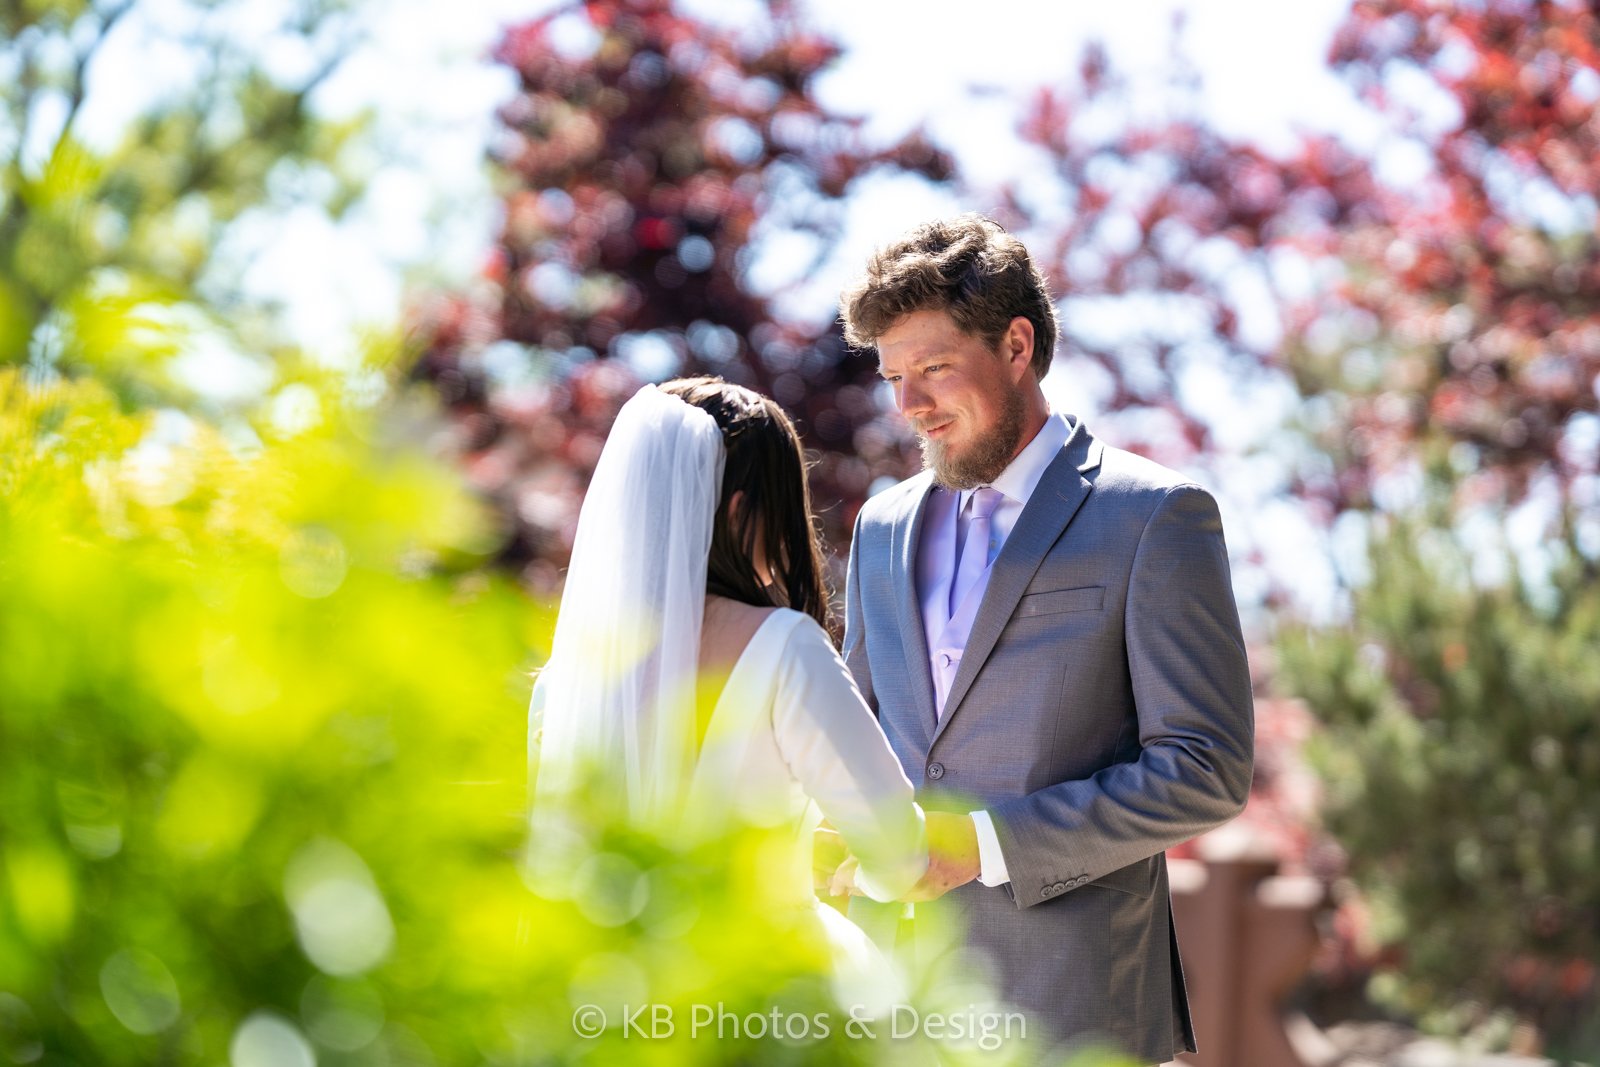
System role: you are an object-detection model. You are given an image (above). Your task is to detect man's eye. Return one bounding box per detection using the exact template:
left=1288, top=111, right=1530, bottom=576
left=925, top=364, right=946, bottom=374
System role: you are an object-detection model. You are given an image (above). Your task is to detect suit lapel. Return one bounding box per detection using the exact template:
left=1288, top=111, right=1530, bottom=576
left=931, top=424, right=1104, bottom=746
left=890, top=472, right=937, bottom=752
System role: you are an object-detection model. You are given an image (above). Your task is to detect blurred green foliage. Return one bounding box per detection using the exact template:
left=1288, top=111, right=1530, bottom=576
left=0, top=365, right=530, bottom=1061
left=1, top=0, right=372, bottom=409
left=1278, top=516, right=1600, bottom=1056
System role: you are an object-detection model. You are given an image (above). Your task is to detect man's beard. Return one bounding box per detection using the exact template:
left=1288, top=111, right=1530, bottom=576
left=918, top=389, right=1027, bottom=490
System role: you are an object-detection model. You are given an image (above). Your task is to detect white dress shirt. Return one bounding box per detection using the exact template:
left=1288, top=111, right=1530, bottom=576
left=914, top=411, right=1072, bottom=887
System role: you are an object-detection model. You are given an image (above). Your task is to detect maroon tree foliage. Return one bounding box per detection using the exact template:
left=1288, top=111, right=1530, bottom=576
left=412, top=0, right=951, bottom=594
left=1006, top=4, right=1600, bottom=530
left=1308, top=0, right=1600, bottom=511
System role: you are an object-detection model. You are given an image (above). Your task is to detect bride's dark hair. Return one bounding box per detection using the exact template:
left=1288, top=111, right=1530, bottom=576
left=658, top=376, right=834, bottom=637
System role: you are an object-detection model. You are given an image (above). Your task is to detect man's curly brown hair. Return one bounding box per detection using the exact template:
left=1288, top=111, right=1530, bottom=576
left=839, top=213, right=1059, bottom=380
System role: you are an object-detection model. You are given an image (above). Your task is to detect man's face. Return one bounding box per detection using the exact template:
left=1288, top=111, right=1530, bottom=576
left=876, top=308, right=1029, bottom=490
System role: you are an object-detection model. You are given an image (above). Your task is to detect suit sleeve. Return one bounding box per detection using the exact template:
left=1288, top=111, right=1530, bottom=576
left=841, top=507, right=877, bottom=716
left=987, top=484, right=1255, bottom=908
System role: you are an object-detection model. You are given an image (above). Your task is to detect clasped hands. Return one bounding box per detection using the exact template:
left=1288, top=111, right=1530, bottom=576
left=813, top=812, right=980, bottom=903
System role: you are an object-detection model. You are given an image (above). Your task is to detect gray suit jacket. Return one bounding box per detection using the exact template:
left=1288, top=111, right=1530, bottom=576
left=843, top=416, right=1254, bottom=1064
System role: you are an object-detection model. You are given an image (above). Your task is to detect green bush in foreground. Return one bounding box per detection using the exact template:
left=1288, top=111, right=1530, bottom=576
left=0, top=371, right=1098, bottom=1065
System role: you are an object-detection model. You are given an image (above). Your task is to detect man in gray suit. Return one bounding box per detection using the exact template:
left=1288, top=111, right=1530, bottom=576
left=835, top=215, right=1254, bottom=1065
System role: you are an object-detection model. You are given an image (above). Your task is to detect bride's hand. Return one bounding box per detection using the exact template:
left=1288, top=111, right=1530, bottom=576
left=812, top=825, right=848, bottom=893
left=828, top=855, right=862, bottom=897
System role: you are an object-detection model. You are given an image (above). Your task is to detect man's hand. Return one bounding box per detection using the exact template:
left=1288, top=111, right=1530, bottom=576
left=903, top=811, right=981, bottom=902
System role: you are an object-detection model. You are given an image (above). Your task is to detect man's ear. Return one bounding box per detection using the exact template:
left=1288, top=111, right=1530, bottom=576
left=1004, top=316, right=1035, bottom=383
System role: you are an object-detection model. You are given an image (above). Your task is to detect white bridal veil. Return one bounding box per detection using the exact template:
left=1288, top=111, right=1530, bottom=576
left=528, top=384, right=726, bottom=826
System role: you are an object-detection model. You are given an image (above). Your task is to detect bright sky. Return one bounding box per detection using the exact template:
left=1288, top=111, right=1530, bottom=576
left=77, top=0, right=1368, bottom=620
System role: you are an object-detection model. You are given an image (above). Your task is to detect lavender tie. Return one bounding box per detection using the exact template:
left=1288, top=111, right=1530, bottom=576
left=948, top=486, right=1004, bottom=617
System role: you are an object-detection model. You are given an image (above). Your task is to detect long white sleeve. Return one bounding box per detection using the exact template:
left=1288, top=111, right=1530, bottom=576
left=770, top=618, right=928, bottom=902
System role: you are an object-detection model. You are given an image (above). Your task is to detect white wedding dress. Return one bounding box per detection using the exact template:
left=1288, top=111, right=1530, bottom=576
left=527, top=384, right=926, bottom=995
left=686, top=606, right=926, bottom=983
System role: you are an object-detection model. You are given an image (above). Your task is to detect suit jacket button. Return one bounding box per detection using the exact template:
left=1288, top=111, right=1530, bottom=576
left=926, top=763, right=944, bottom=780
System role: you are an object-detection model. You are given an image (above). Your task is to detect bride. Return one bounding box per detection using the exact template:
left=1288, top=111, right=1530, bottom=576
left=527, top=376, right=928, bottom=970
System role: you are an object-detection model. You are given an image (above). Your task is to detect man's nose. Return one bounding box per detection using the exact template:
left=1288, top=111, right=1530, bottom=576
left=897, top=378, right=932, bottom=417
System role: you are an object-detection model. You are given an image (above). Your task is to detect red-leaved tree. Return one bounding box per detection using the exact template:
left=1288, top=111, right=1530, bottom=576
left=411, top=0, right=951, bottom=594
left=1007, top=4, right=1599, bottom=528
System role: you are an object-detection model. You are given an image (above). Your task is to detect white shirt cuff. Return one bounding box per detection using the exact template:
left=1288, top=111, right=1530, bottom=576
left=969, top=810, right=1010, bottom=887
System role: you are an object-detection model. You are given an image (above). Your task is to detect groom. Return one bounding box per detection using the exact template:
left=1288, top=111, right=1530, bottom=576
left=836, top=215, right=1254, bottom=1065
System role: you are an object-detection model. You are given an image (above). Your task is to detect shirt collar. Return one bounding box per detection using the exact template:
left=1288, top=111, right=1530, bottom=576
left=960, top=411, right=1071, bottom=510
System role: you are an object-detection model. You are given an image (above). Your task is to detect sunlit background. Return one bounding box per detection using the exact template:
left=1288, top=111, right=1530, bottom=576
left=3, top=0, right=1598, bottom=1063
